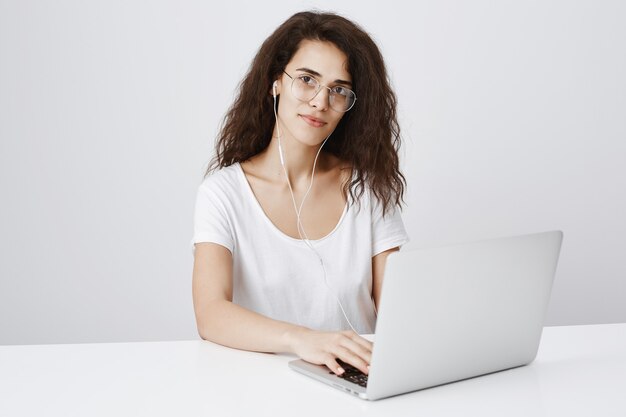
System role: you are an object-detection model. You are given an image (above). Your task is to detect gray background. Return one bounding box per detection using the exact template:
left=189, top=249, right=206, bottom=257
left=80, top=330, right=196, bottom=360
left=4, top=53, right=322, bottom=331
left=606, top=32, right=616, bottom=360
left=1, top=0, right=624, bottom=345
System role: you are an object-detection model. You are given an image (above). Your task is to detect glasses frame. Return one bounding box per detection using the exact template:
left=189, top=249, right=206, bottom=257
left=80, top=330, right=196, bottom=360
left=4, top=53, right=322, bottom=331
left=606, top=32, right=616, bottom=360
left=282, top=70, right=357, bottom=113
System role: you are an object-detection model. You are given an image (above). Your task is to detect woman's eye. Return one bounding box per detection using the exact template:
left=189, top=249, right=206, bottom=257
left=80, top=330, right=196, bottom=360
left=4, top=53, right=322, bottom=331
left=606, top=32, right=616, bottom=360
left=300, top=75, right=316, bottom=86
left=332, top=86, right=347, bottom=96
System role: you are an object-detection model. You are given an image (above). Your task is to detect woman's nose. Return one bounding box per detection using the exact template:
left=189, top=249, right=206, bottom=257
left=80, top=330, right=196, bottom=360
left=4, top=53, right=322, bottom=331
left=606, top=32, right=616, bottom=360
left=309, top=87, right=330, bottom=111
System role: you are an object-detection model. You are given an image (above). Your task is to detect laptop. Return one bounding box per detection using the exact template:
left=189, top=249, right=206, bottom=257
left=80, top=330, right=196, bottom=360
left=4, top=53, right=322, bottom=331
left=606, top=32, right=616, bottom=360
left=289, top=230, right=563, bottom=400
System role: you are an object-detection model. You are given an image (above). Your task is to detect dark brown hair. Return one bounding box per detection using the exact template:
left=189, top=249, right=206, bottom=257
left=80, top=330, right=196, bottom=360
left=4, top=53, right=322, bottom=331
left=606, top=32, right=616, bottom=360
left=207, top=11, right=405, bottom=214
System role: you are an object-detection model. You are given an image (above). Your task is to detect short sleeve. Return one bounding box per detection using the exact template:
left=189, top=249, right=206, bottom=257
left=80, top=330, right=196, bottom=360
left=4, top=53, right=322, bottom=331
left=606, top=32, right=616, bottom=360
left=190, top=179, right=234, bottom=256
left=370, top=196, right=410, bottom=257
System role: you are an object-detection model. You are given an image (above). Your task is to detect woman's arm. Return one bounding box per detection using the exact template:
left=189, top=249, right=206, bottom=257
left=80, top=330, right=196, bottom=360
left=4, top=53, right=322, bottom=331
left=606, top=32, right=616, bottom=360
left=192, top=242, right=372, bottom=376
left=372, top=247, right=400, bottom=310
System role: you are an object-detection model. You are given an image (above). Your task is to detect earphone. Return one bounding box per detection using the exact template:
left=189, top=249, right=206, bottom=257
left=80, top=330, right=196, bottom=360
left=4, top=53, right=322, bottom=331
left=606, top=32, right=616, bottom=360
left=272, top=80, right=286, bottom=167
left=271, top=80, right=360, bottom=333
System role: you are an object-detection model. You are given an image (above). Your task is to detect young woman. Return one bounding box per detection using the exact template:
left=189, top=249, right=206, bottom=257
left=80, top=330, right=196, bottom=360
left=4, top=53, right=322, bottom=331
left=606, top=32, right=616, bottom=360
left=192, top=11, right=408, bottom=377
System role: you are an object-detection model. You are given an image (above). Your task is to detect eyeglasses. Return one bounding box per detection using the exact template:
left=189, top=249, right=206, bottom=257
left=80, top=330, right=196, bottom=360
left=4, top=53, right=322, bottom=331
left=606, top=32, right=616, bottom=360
left=283, top=70, right=357, bottom=113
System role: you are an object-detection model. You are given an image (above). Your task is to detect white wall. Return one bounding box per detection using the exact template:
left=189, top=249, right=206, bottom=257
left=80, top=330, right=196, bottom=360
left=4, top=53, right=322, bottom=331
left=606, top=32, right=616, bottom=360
left=1, top=0, right=624, bottom=345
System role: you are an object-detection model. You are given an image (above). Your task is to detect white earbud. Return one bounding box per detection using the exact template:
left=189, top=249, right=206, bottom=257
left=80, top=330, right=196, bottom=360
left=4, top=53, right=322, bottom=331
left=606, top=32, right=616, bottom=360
left=272, top=80, right=283, bottom=166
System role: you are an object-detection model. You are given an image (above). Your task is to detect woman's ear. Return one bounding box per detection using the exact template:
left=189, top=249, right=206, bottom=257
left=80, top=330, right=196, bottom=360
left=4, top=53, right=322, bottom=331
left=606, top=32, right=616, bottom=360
left=270, top=79, right=281, bottom=97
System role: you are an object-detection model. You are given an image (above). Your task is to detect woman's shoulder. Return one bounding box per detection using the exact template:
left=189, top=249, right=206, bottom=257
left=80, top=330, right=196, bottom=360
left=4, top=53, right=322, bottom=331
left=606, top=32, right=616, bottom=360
left=198, top=163, right=243, bottom=195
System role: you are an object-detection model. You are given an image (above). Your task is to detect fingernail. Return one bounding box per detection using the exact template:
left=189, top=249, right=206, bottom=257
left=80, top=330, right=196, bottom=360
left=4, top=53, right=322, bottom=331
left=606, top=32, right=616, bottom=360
left=337, top=367, right=345, bottom=375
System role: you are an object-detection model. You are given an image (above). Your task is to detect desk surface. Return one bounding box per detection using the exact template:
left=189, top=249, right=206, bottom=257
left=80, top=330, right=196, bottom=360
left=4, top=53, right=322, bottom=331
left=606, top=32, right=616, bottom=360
left=1, top=324, right=625, bottom=416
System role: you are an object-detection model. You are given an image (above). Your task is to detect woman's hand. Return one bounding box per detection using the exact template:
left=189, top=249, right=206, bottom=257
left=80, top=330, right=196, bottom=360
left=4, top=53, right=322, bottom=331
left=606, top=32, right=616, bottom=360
left=286, top=328, right=373, bottom=376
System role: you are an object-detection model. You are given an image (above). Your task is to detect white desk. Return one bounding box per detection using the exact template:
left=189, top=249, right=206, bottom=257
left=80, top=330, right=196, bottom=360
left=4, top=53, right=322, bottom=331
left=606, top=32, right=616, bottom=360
left=1, top=324, right=625, bottom=416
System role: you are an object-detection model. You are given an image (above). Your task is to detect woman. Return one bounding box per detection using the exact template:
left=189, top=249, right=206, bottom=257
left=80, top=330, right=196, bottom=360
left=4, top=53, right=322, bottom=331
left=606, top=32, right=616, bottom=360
left=192, top=11, right=408, bottom=377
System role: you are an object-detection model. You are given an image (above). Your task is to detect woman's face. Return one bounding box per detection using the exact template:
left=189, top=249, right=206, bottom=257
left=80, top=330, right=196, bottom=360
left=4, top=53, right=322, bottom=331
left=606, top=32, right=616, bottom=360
left=275, top=39, right=351, bottom=148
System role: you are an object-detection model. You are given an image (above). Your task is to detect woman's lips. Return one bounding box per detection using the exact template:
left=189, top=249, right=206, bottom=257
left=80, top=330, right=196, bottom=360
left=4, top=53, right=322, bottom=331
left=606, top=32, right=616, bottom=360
left=299, top=114, right=327, bottom=128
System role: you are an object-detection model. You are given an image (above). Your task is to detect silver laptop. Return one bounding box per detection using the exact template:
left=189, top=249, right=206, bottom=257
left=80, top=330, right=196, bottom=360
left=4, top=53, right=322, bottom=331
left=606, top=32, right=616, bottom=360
left=289, top=230, right=563, bottom=400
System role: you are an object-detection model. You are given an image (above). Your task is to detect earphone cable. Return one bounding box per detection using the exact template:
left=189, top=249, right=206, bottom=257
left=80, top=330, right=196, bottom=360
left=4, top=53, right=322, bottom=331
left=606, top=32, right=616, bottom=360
left=273, top=91, right=359, bottom=333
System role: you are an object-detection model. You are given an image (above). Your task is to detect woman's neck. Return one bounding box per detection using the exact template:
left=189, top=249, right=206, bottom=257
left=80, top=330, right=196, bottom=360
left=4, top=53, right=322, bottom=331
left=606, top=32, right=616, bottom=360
left=268, top=134, right=328, bottom=189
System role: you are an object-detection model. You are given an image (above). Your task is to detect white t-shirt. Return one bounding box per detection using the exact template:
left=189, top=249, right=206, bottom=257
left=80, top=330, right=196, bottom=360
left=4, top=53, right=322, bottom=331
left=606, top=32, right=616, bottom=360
left=191, top=162, right=409, bottom=333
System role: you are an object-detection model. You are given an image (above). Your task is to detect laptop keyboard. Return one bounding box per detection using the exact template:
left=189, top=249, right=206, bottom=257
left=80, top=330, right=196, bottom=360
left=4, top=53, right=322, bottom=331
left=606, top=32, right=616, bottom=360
left=333, top=359, right=368, bottom=387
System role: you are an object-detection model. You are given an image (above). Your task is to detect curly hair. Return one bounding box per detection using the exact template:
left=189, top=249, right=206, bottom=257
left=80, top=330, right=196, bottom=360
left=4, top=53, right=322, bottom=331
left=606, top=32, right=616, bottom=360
left=207, top=11, right=405, bottom=215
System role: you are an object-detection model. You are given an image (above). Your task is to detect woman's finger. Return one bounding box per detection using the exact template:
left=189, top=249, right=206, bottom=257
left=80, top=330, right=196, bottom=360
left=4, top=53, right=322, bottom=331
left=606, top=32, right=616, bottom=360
left=343, top=330, right=374, bottom=351
left=338, top=337, right=372, bottom=365
left=333, top=346, right=370, bottom=375
left=324, top=356, right=345, bottom=375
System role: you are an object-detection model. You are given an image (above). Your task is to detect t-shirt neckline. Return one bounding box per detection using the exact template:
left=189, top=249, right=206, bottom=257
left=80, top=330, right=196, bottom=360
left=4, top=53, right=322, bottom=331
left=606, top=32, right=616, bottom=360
left=235, top=162, right=349, bottom=245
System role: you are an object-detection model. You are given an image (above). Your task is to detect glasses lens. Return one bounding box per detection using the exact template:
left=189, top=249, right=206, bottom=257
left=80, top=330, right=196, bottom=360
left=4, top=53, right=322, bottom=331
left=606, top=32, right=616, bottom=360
left=329, top=87, right=356, bottom=112
left=292, top=75, right=319, bottom=101
left=291, top=75, right=356, bottom=112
